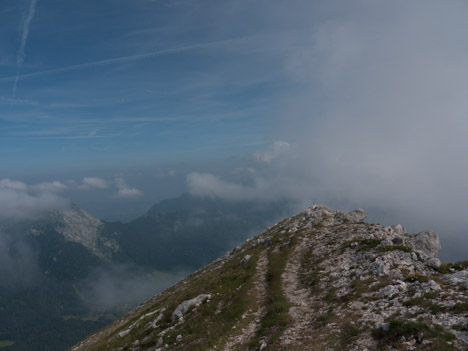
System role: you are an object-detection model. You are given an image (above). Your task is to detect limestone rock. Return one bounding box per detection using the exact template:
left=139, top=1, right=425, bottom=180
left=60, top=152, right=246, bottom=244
left=412, top=230, right=441, bottom=258
left=240, top=254, right=251, bottom=265
left=426, top=257, right=441, bottom=270
left=444, top=269, right=468, bottom=288
left=345, top=208, right=368, bottom=223
left=172, top=294, right=211, bottom=321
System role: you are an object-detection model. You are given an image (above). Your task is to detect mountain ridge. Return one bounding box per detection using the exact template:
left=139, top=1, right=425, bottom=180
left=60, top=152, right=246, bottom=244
left=70, top=205, right=468, bottom=351
left=0, top=195, right=294, bottom=351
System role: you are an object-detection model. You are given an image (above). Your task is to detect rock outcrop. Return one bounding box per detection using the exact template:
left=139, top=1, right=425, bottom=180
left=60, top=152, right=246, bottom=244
left=30, top=203, right=120, bottom=259
left=70, top=205, right=468, bottom=351
left=172, top=294, right=211, bottom=322
left=412, top=230, right=442, bottom=258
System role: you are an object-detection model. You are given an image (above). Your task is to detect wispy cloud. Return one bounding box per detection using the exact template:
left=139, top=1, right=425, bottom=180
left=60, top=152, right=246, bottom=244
left=30, top=181, right=67, bottom=193
left=0, top=96, right=38, bottom=106
left=253, top=141, right=291, bottom=164
left=0, top=177, right=112, bottom=195
left=13, top=0, right=37, bottom=97
left=2, top=126, right=121, bottom=140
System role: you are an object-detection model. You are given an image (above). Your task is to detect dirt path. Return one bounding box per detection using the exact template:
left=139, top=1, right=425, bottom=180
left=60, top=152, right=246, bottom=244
left=278, top=235, right=316, bottom=348
left=221, top=250, right=269, bottom=351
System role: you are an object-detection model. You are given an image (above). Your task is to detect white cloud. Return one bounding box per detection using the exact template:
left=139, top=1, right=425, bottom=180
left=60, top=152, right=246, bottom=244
left=253, top=141, right=292, bottom=164
left=0, top=175, right=112, bottom=197
left=80, top=177, right=109, bottom=190
left=0, top=178, right=28, bottom=191
left=187, top=173, right=249, bottom=201
left=0, top=178, right=68, bottom=193
left=0, top=179, right=70, bottom=221
left=30, top=181, right=67, bottom=193
left=114, top=177, right=143, bottom=198
left=0, top=188, right=69, bottom=221
left=187, top=172, right=276, bottom=202
left=271, top=1, right=468, bottom=217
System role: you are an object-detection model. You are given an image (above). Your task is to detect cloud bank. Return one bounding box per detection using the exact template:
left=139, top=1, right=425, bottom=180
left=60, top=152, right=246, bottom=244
left=0, top=176, right=133, bottom=220
left=0, top=188, right=68, bottom=220
left=274, top=1, right=468, bottom=228
left=186, top=0, right=468, bottom=260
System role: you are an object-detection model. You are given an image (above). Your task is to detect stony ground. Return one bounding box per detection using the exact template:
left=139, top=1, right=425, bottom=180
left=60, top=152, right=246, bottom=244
left=70, top=206, right=468, bottom=351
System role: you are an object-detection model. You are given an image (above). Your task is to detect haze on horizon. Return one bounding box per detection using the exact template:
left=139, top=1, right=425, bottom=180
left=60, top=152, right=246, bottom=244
left=1, top=0, right=467, bottom=261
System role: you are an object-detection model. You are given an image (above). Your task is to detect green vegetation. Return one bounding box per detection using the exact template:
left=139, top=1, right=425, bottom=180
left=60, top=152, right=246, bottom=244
left=438, top=260, right=468, bottom=274
left=423, top=292, right=438, bottom=299
left=449, top=302, right=468, bottom=314
left=299, top=254, right=326, bottom=290
left=404, top=274, right=429, bottom=283
left=340, top=239, right=382, bottom=254
left=152, top=251, right=260, bottom=350
left=404, top=297, right=468, bottom=315
left=61, top=312, right=118, bottom=322
left=403, top=296, right=443, bottom=314
left=250, top=237, right=294, bottom=348
left=451, top=323, right=467, bottom=331
left=377, top=245, right=412, bottom=253
left=372, top=319, right=455, bottom=350
left=350, top=278, right=376, bottom=298
left=358, top=239, right=383, bottom=251
left=314, top=308, right=335, bottom=327
left=83, top=229, right=283, bottom=351
left=0, top=341, right=15, bottom=348
left=341, top=239, right=413, bottom=254
left=339, top=323, right=361, bottom=349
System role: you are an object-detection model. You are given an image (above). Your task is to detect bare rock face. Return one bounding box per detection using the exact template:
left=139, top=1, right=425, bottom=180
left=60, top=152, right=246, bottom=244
left=70, top=205, right=467, bottom=351
left=30, top=203, right=120, bottom=259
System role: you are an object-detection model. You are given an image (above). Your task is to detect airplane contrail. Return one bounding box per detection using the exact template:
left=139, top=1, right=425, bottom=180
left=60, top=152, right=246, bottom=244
left=0, top=38, right=236, bottom=84
left=13, top=0, right=37, bottom=97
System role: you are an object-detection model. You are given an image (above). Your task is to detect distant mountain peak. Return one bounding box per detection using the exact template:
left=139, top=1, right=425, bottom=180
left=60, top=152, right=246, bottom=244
left=31, top=203, right=119, bottom=259
left=71, top=205, right=468, bottom=350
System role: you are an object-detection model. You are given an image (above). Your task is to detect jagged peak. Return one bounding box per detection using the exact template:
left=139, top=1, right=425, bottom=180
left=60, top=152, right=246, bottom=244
left=30, top=203, right=119, bottom=259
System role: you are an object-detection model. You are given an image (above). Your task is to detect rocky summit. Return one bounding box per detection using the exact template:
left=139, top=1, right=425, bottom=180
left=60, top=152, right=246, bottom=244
left=70, top=205, right=468, bottom=351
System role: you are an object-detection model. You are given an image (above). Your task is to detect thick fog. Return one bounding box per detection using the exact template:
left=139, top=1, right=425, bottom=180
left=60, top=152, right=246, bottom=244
left=186, top=0, right=468, bottom=261
left=79, top=264, right=185, bottom=310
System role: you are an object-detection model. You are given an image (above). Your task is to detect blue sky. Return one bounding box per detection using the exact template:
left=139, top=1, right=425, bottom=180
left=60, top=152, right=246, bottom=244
left=1, top=0, right=468, bottom=259
left=1, top=0, right=297, bottom=173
